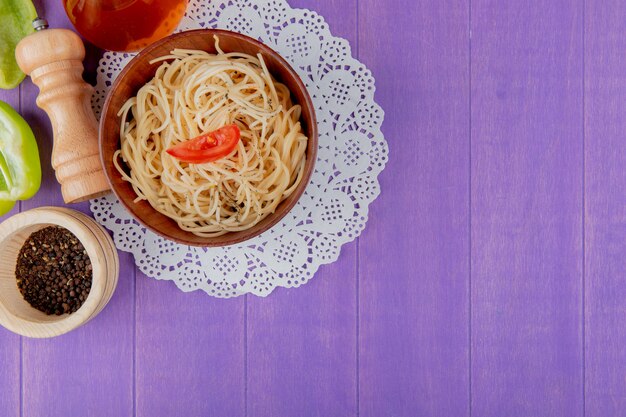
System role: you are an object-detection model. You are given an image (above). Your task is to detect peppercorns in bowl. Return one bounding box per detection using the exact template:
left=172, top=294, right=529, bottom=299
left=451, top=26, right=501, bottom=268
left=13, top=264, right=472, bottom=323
left=16, top=225, right=93, bottom=316
left=0, top=207, right=119, bottom=338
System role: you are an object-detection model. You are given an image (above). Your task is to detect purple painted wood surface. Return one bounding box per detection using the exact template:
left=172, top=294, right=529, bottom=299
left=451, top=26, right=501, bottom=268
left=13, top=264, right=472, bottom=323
left=358, top=0, right=470, bottom=416
left=247, top=1, right=358, bottom=416
left=11, top=4, right=135, bottom=417
left=0, top=0, right=625, bottom=416
left=585, top=0, right=626, bottom=414
left=136, top=278, right=245, bottom=416
left=471, top=1, right=584, bottom=416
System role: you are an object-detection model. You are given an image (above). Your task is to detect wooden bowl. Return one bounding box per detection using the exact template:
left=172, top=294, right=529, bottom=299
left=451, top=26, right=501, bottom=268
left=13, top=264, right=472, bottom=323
left=100, top=29, right=318, bottom=247
left=0, top=207, right=119, bottom=338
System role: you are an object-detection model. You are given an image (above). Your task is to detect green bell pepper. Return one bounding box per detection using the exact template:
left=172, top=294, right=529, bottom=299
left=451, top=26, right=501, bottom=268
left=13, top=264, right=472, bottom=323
left=0, top=0, right=37, bottom=89
left=0, top=100, right=41, bottom=215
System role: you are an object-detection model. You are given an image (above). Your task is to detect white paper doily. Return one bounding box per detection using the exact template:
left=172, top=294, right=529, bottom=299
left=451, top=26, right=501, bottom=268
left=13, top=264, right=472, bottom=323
left=90, top=0, right=388, bottom=298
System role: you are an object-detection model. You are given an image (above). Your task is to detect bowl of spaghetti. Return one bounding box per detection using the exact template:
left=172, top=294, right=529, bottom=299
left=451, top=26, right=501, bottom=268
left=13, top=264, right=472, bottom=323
left=99, top=29, right=317, bottom=246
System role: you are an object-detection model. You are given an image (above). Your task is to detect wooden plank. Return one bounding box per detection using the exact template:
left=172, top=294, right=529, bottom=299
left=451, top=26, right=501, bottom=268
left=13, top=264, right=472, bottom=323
left=0, top=87, right=22, bottom=417
left=247, top=250, right=357, bottom=417
left=21, top=284, right=134, bottom=417
left=246, top=1, right=358, bottom=416
left=19, top=94, right=136, bottom=413
left=0, top=328, right=19, bottom=417
left=135, top=275, right=245, bottom=416
left=584, top=1, right=626, bottom=414
left=358, top=0, right=471, bottom=415
left=470, top=1, right=584, bottom=415
left=17, top=7, right=134, bottom=417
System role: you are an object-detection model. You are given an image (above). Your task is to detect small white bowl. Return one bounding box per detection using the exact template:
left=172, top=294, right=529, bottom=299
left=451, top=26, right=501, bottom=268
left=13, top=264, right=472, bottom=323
left=0, top=207, right=119, bottom=338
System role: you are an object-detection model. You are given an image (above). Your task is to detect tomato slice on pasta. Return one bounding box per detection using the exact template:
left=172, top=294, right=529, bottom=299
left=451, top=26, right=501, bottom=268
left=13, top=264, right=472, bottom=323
left=166, top=124, right=240, bottom=164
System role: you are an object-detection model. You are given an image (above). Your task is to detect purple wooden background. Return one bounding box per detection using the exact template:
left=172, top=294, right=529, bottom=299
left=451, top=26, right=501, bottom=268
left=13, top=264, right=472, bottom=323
left=1, top=0, right=625, bottom=415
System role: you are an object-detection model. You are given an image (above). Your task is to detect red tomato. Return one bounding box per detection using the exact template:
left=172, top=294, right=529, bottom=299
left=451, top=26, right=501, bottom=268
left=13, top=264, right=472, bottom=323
left=166, top=124, right=241, bottom=164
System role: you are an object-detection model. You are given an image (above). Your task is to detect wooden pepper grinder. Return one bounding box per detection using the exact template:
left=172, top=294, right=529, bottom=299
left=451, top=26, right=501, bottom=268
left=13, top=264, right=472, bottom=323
left=15, top=18, right=110, bottom=204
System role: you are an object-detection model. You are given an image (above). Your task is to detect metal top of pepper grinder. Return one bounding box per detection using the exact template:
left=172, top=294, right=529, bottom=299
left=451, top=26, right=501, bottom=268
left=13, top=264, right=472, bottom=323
left=32, top=17, right=49, bottom=31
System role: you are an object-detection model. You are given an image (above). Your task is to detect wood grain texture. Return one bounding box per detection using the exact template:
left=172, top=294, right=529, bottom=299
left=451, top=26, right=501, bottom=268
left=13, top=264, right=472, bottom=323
left=358, top=0, right=470, bottom=416
left=4, top=0, right=626, bottom=415
left=135, top=276, right=245, bottom=417
left=0, top=87, right=21, bottom=417
left=247, top=253, right=357, bottom=417
left=20, top=192, right=133, bottom=413
left=0, top=326, right=19, bottom=417
left=14, top=5, right=134, bottom=417
left=0, top=208, right=118, bottom=338
left=246, top=2, right=357, bottom=416
left=584, top=1, right=626, bottom=414
left=16, top=28, right=109, bottom=204
left=470, top=1, right=583, bottom=416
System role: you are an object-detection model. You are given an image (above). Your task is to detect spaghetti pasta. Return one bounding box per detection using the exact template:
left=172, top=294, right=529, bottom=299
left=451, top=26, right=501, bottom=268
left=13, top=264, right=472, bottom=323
left=113, top=38, right=308, bottom=237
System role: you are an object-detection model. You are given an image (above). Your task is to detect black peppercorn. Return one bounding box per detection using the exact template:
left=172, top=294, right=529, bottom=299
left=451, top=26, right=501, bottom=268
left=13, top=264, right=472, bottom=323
left=15, top=226, right=92, bottom=315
